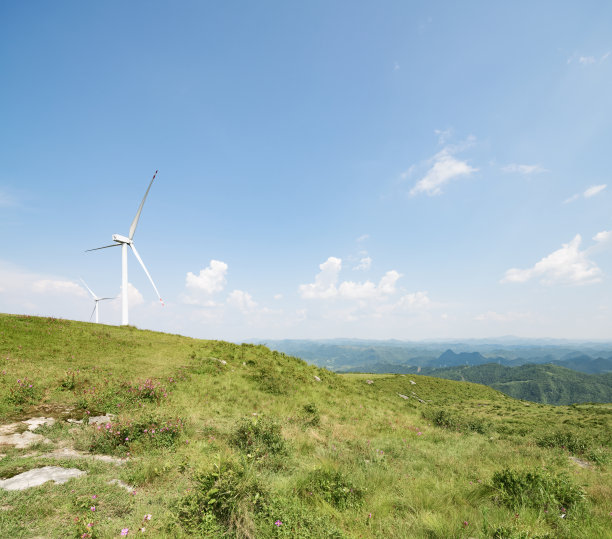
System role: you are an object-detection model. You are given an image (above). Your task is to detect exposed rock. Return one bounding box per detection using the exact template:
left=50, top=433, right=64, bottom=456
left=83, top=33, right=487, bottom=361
left=89, top=414, right=115, bottom=425
left=37, top=447, right=127, bottom=465
left=569, top=456, right=591, bottom=468
left=23, top=417, right=55, bottom=431
left=366, top=380, right=374, bottom=385
left=0, top=466, right=86, bottom=491
left=0, top=431, right=51, bottom=449
left=398, top=394, right=409, bottom=400
left=410, top=380, right=416, bottom=385
left=313, top=376, right=321, bottom=382
left=0, top=423, right=23, bottom=435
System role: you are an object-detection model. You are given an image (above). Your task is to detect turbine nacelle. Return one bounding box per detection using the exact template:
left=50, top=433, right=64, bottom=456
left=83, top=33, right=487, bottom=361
left=112, top=234, right=131, bottom=244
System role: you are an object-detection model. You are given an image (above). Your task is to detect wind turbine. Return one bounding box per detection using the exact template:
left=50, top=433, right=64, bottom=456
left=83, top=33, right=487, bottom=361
left=80, top=278, right=115, bottom=323
left=86, top=171, right=164, bottom=325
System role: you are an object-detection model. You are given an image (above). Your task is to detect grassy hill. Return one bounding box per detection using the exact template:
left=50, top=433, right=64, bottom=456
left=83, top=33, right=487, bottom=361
left=396, top=363, right=612, bottom=405
left=0, top=313, right=611, bottom=538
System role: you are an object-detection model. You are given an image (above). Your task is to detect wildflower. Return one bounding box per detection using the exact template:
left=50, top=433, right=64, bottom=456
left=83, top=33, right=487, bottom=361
left=274, top=520, right=282, bottom=527
left=143, top=514, right=152, bottom=521
left=92, top=495, right=97, bottom=499
left=121, top=528, right=129, bottom=536
left=368, top=513, right=372, bottom=519
left=417, top=432, right=422, bottom=436
left=90, top=506, right=96, bottom=512
left=463, top=521, right=469, bottom=527
left=140, top=528, right=146, bottom=533
left=87, top=523, right=94, bottom=527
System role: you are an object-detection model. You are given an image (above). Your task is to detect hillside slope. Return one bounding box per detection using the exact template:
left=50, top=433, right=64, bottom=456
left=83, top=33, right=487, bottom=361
left=0, top=314, right=610, bottom=538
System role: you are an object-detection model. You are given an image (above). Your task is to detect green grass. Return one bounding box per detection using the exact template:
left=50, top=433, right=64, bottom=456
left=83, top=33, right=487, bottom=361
left=0, top=313, right=611, bottom=538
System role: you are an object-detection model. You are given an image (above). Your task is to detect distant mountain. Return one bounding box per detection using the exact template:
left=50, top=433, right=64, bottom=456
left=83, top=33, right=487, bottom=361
left=412, top=363, right=612, bottom=405
left=260, top=339, right=612, bottom=375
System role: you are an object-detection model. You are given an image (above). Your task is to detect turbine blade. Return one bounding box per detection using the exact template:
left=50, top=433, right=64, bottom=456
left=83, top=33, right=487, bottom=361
left=89, top=304, right=97, bottom=322
left=85, top=244, right=120, bottom=252
left=98, top=297, right=116, bottom=301
left=129, top=170, right=157, bottom=240
left=129, top=243, right=164, bottom=305
left=79, top=278, right=98, bottom=300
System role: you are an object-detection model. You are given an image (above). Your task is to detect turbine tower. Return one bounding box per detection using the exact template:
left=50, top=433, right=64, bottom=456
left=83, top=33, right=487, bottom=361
left=86, top=171, right=164, bottom=325
left=80, top=278, right=115, bottom=323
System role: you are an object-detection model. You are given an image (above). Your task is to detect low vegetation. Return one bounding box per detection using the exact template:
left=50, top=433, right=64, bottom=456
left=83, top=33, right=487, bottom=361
left=0, top=313, right=610, bottom=538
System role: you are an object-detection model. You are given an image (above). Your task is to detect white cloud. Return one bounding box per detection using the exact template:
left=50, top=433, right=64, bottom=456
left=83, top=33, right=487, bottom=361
left=583, top=184, right=606, bottom=198
left=410, top=147, right=478, bottom=196
left=298, top=257, right=342, bottom=299
left=121, top=282, right=144, bottom=306
left=593, top=230, right=612, bottom=244
left=227, top=290, right=257, bottom=313
left=32, top=279, right=87, bottom=298
left=501, top=164, right=547, bottom=175
left=395, top=291, right=431, bottom=309
left=579, top=56, right=596, bottom=65
left=564, top=184, right=606, bottom=203
left=474, top=311, right=530, bottom=322
left=273, top=293, right=283, bottom=300
left=568, top=52, right=610, bottom=65
left=501, top=234, right=603, bottom=286
left=186, top=260, right=228, bottom=294
left=353, top=256, right=372, bottom=271
left=356, top=234, right=370, bottom=243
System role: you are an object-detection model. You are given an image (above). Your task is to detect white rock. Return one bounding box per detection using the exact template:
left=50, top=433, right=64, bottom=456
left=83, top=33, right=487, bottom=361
left=23, top=417, right=55, bottom=431
left=0, top=431, right=50, bottom=449
left=0, top=466, right=86, bottom=491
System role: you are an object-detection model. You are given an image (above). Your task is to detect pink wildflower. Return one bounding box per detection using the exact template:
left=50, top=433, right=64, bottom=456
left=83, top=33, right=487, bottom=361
left=90, top=506, right=96, bottom=512
left=274, top=520, right=282, bottom=527
left=121, top=528, right=129, bottom=536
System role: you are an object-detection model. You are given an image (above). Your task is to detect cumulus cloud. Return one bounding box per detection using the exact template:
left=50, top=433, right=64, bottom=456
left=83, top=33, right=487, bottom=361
left=410, top=146, right=478, bottom=196
left=594, top=230, right=612, bottom=244
left=121, top=282, right=144, bottom=306
left=564, top=184, right=606, bottom=203
left=298, top=257, right=342, bottom=299
left=186, top=260, right=228, bottom=294
left=501, top=164, right=547, bottom=175
left=299, top=258, right=402, bottom=301
left=568, top=52, right=610, bottom=65
left=227, top=290, right=258, bottom=313
left=353, top=256, right=372, bottom=271
left=501, top=235, right=603, bottom=286
left=32, top=279, right=87, bottom=298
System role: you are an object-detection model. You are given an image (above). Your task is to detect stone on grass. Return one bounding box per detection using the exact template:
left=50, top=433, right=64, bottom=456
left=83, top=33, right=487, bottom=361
left=23, top=417, right=55, bottom=431
left=0, top=466, right=86, bottom=491
left=313, top=376, right=321, bottom=382
left=108, top=478, right=135, bottom=492
left=0, top=430, right=50, bottom=449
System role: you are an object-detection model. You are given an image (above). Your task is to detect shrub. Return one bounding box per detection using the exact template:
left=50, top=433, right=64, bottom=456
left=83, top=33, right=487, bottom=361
left=536, top=431, right=590, bottom=454
left=231, top=416, right=287, bottom=459
left=302, top=403, right=320, bottom=427
left=6, top=377, right=39, bottom=405
left=176, top=460, right=265, bottom=536
left=489, top=468, right=585, bottom=514
left=422, top=408, right=490, bottom=434
left=88, top=415, right=184, bottom=455
left=299, top=468, right=365, bottom=510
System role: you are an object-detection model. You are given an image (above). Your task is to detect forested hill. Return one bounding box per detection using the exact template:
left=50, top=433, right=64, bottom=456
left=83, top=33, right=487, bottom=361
left=405, top=363, right=612, bottom=405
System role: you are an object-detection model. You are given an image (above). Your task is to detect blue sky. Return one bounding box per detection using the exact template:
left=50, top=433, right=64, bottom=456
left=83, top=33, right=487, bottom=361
left=1, top=1, right=611, bottom=341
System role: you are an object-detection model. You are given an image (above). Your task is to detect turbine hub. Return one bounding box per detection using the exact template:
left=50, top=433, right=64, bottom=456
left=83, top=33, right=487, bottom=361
left=112, top=234, right=131, bottom=244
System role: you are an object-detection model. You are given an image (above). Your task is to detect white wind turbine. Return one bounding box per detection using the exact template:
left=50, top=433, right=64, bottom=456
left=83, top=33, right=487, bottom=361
left=80, top=278, right=115, bottom=323
left=86, top=171, right=164, bottom=325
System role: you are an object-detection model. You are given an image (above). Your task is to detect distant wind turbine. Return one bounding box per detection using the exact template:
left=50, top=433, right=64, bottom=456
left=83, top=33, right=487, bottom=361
left=80, top=278, right=115, bottom=323
left=86, top=171, right=164, bottom=325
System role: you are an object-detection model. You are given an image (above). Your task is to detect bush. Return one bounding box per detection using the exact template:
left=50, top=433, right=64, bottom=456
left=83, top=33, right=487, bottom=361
left=176, top=460, right=265, bottom=536
left=231, top=416, right=287, bottom=459
left=490, top=468, right=585, bottom=514
left=422, top=408, right=490, bottom=434
left=302, top=403, right=320, bottom=427
left=536, top=431, right=590, bottom=454
left=6, top=377, right=40, bottom=405
left=88, top=415, right=184, bottom=455
left=299, top=468, right=365, bottom=510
